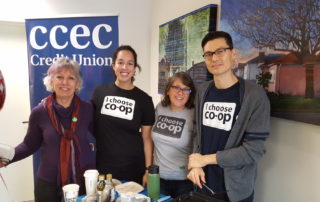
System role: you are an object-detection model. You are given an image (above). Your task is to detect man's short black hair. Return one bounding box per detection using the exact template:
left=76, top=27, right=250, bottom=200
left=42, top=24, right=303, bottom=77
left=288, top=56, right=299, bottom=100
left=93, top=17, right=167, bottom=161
left=201, top=31, right=234, bottom=49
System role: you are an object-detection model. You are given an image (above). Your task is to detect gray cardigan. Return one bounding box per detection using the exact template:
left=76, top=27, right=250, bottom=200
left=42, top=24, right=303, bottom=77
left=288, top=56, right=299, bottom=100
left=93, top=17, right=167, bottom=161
left=193, top=78, right=270, bottom=201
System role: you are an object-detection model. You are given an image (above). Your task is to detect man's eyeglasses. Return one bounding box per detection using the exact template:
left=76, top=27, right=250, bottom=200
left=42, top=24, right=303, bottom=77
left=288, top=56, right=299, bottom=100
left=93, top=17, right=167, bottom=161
left=170, top=86, right=192, bottom=94
left=202, top=47, right=232, bottom=60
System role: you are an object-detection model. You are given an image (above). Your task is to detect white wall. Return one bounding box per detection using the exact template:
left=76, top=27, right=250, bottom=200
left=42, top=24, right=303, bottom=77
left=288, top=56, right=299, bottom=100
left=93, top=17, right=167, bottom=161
left=0, top=21, right=32, bottom=202
left=255, top=118, right=320, bottom=202
left=0, top=0, right=152, bottom=201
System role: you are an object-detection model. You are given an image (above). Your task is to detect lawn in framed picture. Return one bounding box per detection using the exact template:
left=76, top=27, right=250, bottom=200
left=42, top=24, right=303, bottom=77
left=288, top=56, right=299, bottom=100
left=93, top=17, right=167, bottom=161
left=158, top=4, right=217, bottom=94
left=221, top=0, right=320, bottom=125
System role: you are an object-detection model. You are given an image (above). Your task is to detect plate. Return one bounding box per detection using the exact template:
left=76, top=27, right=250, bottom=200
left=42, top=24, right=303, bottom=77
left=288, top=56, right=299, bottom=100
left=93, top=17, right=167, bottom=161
left=116, top=193, right=150, bottom=202
left=115, top=181, right=144, bottom=195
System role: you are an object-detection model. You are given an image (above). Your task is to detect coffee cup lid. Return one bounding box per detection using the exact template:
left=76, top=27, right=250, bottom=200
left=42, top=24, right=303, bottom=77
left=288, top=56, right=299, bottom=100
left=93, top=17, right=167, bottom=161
left=84, top=169, right=99, bottom=177
left=63, top=184, right=79, bottom=191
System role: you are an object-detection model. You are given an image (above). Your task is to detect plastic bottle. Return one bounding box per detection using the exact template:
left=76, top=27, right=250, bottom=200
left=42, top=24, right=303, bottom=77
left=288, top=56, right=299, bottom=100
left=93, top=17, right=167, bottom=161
left=96, top=174, right=106, bottom=202
left=147, top=165, right=160, bottom=200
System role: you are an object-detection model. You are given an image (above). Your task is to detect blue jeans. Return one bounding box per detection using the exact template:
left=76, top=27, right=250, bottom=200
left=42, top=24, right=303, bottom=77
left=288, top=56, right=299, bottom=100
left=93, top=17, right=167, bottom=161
left=160, top=178, right=193, bottom=198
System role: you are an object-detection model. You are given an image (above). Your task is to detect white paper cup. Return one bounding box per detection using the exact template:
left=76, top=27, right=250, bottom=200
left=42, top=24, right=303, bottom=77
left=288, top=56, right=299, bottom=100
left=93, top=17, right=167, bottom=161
left=62, top=184, right=79, bottom=202
left=83, top=169, right=99, bottom=195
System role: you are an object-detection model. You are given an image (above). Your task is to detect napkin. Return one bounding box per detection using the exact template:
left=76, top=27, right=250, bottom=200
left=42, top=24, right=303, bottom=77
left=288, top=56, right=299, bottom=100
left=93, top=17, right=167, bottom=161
left=0, top=143, right=14, bottom=163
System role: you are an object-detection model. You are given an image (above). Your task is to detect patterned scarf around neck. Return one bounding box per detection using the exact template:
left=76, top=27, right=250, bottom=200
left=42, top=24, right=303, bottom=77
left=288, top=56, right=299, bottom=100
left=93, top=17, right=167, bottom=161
left=45, top=94, right=81, bottom=187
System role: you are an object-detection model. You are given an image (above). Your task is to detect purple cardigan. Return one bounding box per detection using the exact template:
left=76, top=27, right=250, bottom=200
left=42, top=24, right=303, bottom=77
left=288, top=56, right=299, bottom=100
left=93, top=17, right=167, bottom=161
left=11, top=97, right=96, bottom=184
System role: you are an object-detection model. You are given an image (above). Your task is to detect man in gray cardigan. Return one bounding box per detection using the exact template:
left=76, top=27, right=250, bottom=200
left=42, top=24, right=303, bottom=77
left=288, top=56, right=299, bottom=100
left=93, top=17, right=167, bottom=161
left=187, top=31, right=270, bottom=202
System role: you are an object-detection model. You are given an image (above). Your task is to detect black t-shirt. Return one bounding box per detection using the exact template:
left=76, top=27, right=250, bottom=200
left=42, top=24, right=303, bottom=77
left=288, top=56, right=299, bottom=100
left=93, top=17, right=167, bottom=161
left=92, top=83, right=155, bottom=182
left=201, top=82, right=240, bottom=201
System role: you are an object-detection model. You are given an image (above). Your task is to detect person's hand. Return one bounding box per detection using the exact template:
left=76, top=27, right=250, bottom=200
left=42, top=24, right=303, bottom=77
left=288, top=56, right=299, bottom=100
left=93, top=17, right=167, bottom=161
left=142, top=171, right=148, bottom=187
left=188, top=153, right=207, bottom=169
left=188, top=153, right=217, bottom=169
left=0, top=159, right=8, bottom=168
left=187, top=167, right=205, bottom=188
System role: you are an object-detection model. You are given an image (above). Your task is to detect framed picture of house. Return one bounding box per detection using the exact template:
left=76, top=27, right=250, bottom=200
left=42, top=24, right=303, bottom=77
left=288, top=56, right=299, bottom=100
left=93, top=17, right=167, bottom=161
left=221, top=0, right=320, bottom=125
left=158, top=4, right=218, bottom=94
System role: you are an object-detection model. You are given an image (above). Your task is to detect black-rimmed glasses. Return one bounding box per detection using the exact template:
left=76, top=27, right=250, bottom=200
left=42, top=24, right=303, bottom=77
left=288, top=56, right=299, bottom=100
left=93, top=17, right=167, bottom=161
left=202, top=47, right=232, bottom=60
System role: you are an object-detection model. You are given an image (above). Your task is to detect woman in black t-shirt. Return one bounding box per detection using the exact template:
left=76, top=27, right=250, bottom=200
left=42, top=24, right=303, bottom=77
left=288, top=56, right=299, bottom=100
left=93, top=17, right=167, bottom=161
left=92, top=45, right=155, bottom=186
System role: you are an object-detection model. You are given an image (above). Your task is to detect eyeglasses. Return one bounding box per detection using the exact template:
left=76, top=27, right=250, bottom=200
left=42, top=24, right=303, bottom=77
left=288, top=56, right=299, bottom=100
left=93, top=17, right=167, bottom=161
left=170, top=86, right=192, bottom=94
left=202, top=47, right=231, bottom=60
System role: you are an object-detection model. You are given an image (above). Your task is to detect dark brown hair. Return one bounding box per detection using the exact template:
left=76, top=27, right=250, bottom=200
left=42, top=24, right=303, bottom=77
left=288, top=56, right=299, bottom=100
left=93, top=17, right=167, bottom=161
left=161, top=72, right=195, bottom=109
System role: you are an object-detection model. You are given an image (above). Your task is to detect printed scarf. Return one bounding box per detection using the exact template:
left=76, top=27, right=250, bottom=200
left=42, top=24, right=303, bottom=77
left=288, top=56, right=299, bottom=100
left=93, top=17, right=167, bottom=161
left=45, top=94, right=81, bottom=187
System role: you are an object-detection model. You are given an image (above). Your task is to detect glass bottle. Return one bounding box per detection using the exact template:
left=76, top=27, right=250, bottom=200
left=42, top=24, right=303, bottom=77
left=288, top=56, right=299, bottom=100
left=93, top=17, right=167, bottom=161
left=96, top=174, right=106, bottom=202
left=105, top=173, right=113, bottom=187
left=147, top=165, right=160, bottom=200
left=102, top=173, right=115, bottom=202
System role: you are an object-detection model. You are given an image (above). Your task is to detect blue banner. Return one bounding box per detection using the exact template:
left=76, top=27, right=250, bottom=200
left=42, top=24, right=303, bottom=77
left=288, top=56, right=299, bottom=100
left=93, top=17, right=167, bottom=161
left=25, top=16, right=118, bottom=181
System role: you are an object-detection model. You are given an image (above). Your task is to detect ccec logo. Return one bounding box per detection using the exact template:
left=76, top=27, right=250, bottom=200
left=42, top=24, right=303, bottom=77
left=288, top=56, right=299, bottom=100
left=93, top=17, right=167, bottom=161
left=29, top=24, right=113, bottom=50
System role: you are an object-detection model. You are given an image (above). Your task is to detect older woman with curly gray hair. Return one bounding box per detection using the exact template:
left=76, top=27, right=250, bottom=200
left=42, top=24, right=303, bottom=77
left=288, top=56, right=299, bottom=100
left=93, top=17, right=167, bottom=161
left=43, top=57, right=83, bottom=93
left=0, top=57, right=95, bottom=202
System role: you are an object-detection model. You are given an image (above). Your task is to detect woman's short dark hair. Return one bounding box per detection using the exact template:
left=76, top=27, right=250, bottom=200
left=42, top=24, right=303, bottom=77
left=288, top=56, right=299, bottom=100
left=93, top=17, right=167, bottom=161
left=201, top=31, right=234, bottom=49
left=161, top=72, right=195, bottom=109
left=112, top=45, right=141, bottom=82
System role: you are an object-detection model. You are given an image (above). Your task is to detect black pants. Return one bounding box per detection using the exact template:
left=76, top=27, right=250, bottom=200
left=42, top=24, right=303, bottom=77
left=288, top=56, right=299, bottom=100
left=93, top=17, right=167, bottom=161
left=160, top=178, right=194, bottom=198
left=34, top=178, right=61, bottom=202
left=197, top=186, right=254, bottom=202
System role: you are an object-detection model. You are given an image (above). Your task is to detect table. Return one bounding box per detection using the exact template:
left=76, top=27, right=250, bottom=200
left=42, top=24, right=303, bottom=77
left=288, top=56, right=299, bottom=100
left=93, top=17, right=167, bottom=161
left=77, top=188, right=172, bottom=202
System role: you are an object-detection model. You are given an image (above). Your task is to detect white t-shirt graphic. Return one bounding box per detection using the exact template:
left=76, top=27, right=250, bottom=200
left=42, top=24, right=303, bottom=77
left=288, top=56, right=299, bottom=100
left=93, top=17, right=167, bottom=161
left=101, top=96, right=135, bottom=120
left=202, top=102, right=236, bottom=131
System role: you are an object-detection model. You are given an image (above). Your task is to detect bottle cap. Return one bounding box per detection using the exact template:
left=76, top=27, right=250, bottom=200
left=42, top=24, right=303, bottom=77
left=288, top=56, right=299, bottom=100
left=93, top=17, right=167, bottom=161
left=98, top=174, right=105, bottom=180
left=148, top=165, right=159, bottom=174
left=106, top=173, right=112, bottom=180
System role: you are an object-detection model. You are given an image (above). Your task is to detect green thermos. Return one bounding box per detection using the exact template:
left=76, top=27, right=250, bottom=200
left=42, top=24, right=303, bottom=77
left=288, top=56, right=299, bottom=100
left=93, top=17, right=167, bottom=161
left=147, top=165, right=160, bottom=200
